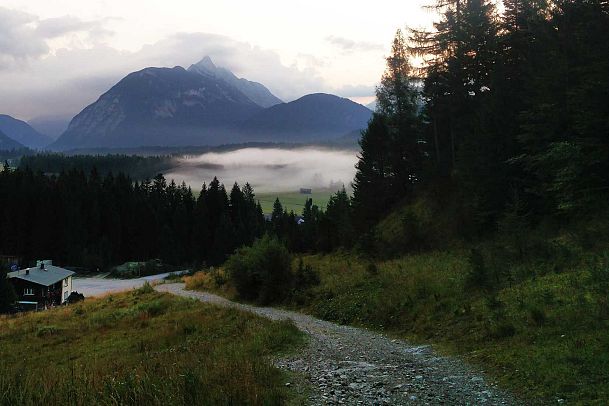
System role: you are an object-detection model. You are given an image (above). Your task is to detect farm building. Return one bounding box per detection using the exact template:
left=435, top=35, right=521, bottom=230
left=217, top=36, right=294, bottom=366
left=7, top=260, right=74, bottom=310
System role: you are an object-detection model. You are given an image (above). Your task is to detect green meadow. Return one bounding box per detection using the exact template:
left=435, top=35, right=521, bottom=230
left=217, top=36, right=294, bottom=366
left=0, top=284, right=304, bottom=405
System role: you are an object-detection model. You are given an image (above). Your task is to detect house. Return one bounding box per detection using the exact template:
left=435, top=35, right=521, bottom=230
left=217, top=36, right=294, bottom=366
left=299, top=188, right=312, bottom=195
left=7, top=260, right=75, bottom=310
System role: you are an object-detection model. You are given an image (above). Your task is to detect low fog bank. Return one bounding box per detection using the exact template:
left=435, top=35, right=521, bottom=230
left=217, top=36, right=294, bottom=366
left=165, top=147, right=358, bottom=193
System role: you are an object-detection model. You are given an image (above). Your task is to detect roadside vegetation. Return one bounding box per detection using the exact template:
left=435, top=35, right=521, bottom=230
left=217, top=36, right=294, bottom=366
left=187, top=224, right=609, bottom=404
left=0, top=284, right=304, bottom=405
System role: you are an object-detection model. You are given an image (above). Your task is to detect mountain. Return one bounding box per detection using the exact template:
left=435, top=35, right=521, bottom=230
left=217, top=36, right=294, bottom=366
left=366, top=100, right=377, bottom=111
left=0, top=129, right=24, bottom=151
left=240, top=93, right=372, bottom=141
left=188, top=57, right=282, bottom=108
left=52, top=66, right=263, bottom=150
left=28, top=115, right=72, bottom=140
left=0, top=115, right=52, bottom=149
left=52, top=60, right=372, bottom=150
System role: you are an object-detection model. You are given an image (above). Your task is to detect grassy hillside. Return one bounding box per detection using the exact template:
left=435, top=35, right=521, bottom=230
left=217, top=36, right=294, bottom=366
left=292, top=251, right=609, bottom=404
left=0, top=285, right=304, bottom=405
left=186, top=239, right=609, bottom=404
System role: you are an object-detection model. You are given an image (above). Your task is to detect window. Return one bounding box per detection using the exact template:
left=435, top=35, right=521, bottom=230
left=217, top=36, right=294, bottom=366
left=64, top=278, right=69, bottom=287
left=64, top=291, right=68, bottom=301
left=24, top=288, right=34, bottom=296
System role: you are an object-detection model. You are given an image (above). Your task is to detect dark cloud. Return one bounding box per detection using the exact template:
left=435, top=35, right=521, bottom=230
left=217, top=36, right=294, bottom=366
left=325, top=35, right=384, bottom=52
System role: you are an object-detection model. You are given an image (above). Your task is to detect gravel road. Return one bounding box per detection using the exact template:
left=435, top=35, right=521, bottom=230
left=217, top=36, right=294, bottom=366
left=156, top=283, right=520, bottom=405
left=73, top=272, right=184, bottom=297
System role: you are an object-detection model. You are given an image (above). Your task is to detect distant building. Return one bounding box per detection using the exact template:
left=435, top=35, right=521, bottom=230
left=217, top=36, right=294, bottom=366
left=300, top=188, right=312, bottom=195
left=7, top=260, right=74, bottom=310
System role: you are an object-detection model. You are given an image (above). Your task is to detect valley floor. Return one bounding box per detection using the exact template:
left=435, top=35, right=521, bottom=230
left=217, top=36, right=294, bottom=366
left=157, top=283, right=519, bottom=405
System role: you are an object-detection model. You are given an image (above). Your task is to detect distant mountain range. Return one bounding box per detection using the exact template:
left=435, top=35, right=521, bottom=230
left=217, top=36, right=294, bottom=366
left=0, top=129, right=24, bottom=151
left=44, top=57, right=372, bottom=150
left=0, top=115, right=51, bottom=149
left=241, top=93, right=371, bottom=141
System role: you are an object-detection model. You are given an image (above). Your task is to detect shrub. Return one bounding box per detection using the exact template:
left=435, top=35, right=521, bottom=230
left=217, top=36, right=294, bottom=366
left=366, top=262, right=378, bottom=276
left=466, top=248, right=489, bottom=288
left=136, top=282, right=155, bottom=295
left=226, top=235, right=292, bottom=304
left=294, top=258, right=320, bottom=289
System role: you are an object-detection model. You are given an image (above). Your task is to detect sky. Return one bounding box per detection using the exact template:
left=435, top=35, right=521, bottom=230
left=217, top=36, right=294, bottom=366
left=0, top=0, right=438, bottom=122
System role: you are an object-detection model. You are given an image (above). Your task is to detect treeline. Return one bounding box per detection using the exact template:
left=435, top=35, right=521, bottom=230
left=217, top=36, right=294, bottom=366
left=272, top=0, right=609, bottom=255
left=19, top=154, right=175, bottom=181
left=0, top=163, right=264, bottom=269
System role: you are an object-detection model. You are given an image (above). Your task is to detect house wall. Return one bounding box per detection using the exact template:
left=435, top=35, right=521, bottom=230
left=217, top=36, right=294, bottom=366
left=61, top=276, right=72, bottom=304
left=9, top=279, right=45, bottom=305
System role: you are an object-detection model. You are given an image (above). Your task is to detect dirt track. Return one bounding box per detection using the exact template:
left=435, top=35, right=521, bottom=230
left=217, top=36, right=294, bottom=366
left=156, top=283, right=519, bottom=405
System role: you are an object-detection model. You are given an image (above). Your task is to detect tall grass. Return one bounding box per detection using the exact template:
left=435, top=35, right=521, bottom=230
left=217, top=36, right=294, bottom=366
left=0, top=289, right=303, bottom=405
left=295, top=251, right=609, bottom=404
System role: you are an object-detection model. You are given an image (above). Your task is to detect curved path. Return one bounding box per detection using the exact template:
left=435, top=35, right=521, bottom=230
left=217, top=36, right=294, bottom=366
left=156, top=283, right=519, bottom=405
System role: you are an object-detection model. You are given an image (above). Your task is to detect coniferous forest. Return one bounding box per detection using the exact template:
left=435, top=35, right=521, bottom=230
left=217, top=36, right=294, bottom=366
left=1, top=0, right=608, bottom=268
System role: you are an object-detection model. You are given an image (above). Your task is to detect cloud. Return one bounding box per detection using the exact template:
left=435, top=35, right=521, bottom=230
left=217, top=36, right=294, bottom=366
left=0, top=8, right=372, bottom=122
left=325, top=35, right=384, bottom=53
left=0, top=8, right=49, bottom=67
left=35, top=15, right=112, bottom=40
left=0, top=7, right=113, bottom=69
left=0, top=30, right=328, bottom=120
left=335, top=84, right=377, bottom=98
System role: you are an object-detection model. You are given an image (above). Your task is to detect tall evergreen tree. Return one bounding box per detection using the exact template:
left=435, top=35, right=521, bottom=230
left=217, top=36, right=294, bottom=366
left=353, top=29, right=423, bottom=231
left=0, top=268, right=16, bottom=313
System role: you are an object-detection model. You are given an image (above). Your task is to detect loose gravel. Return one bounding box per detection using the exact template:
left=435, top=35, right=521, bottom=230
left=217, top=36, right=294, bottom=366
left=156, top=283, right=520, bottom=405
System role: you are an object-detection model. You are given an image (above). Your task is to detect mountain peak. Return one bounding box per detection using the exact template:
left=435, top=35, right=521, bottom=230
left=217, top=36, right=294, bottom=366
left=188, top=56, right=283, bottom=108
left=189, top=56, right=217, bottom=74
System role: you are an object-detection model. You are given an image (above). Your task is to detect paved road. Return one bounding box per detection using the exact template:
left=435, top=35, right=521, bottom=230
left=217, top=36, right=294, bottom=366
left=73, top=272, right=182, bottom=297
left=156, top=283, right=520, bottom=405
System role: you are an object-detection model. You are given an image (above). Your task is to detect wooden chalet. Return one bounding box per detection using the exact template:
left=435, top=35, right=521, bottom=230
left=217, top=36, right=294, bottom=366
left=7, top=260, right=75, bottom=310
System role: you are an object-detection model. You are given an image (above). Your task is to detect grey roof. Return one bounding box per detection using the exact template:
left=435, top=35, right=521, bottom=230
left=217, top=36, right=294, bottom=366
left=8, top=264, right=75, bottom=287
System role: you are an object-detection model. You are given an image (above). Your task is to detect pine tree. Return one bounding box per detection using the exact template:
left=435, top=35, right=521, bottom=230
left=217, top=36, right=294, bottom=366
left=352, top=114, right=393, bottom=229
left=0, top=268, right=16, bottom=314
left=353, top=29, right=424, bottom=231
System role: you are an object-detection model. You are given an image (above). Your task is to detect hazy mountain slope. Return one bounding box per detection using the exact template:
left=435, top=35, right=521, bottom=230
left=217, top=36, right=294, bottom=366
left=28, top=115, right=72, bottom=140
left=52, top=66, right=263, bottom=150
left=240, top=93, right=372, bottom=141
left=188, top=57, right=283, bottom=108
left=0, top=115, right=52, bottom=149
left=0, top=129, right=24, bottom=151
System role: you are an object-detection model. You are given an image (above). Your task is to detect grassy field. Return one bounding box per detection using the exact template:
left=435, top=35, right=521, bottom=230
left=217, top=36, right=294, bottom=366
left=0, top=284, right=305, bottom=405
left=257, top=189, right=338, bottom=214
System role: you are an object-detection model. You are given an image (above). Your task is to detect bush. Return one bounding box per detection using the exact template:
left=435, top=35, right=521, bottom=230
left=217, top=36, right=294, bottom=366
left=136, top=282, right=155, bottom=295
left=226, top=235, right=292, bottom=304
left=294, top=258, right=320, bottom=289
left=466, top=248, right=489, bottom=288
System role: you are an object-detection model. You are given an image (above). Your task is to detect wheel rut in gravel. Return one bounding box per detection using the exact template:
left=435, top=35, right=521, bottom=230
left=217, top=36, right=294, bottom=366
left=156, top=283, right=519, bottom=405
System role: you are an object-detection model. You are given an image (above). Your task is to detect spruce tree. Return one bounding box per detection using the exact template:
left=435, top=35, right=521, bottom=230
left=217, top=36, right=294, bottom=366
left=0, top=269, right=16, bottom=314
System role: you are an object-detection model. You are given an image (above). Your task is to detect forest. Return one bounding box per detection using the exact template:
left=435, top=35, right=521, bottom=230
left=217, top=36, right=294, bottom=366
left=1, top=0, right=608, bottom=269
